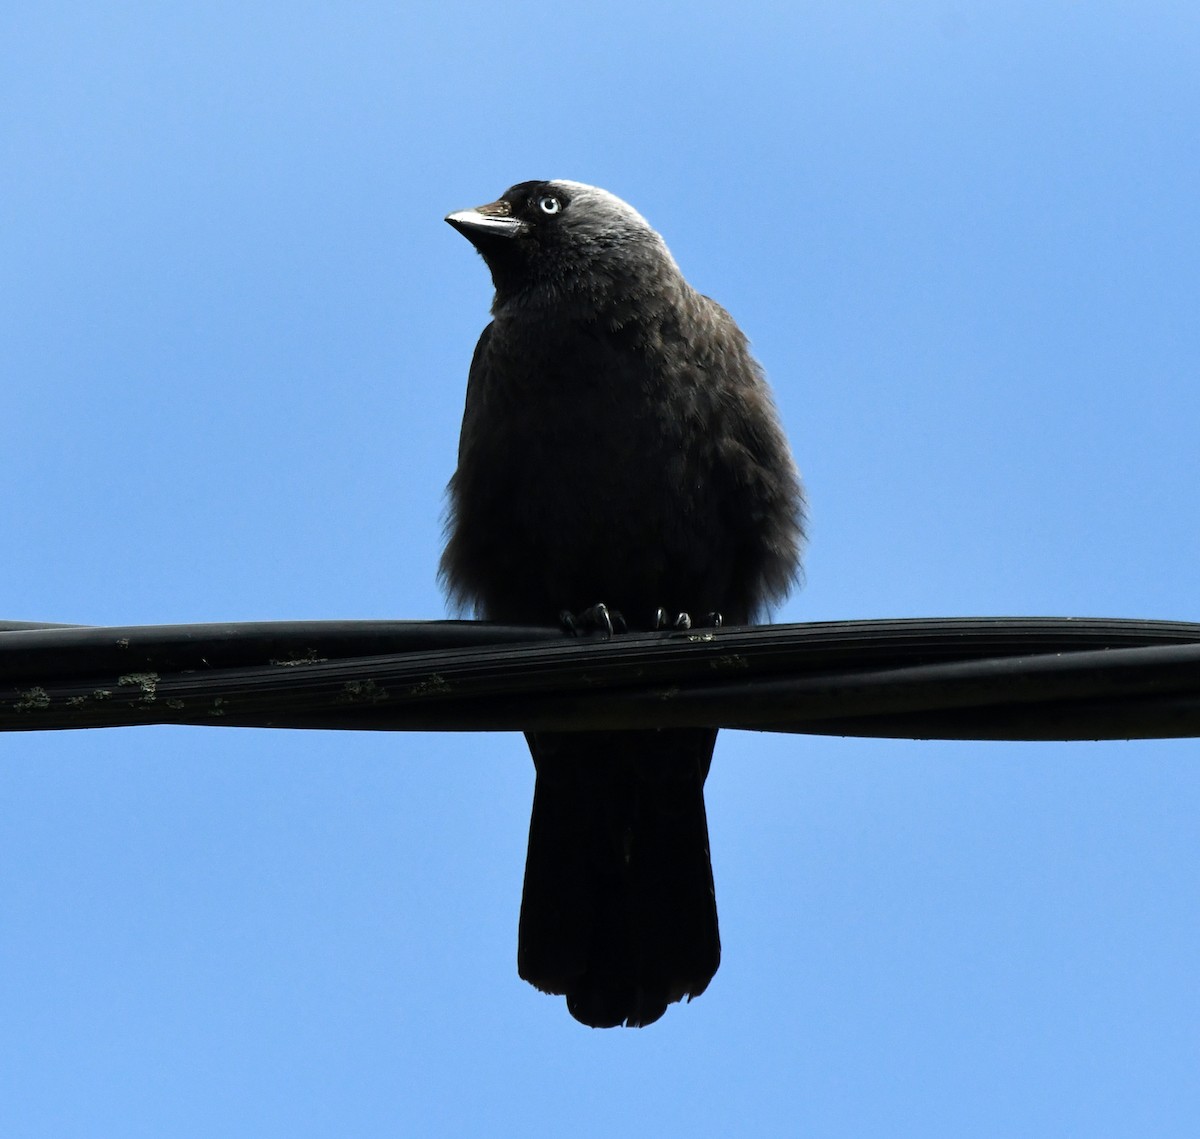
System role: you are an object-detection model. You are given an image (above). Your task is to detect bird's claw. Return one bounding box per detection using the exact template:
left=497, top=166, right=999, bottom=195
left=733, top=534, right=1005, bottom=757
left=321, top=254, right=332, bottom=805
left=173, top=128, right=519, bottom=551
left=653, top=608, right=723, bottom=631
left=653, top=609, right=693, bottom=630
left=560, top=603, right=627, bottom=638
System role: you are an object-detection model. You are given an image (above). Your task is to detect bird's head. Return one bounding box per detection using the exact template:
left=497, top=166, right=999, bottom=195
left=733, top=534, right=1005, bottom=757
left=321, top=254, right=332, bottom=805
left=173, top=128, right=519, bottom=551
left=446, top=180, right=681, bottom=313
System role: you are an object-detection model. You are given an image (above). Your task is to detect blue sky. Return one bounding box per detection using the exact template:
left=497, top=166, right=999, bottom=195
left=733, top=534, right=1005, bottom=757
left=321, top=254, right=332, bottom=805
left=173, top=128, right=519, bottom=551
left=3, top=2, right=1198, bottom=1135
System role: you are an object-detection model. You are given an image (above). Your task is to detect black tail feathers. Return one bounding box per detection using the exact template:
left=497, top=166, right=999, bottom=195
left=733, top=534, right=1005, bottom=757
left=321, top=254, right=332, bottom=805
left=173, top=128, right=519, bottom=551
left=518, top=727, right=721, bottom=1028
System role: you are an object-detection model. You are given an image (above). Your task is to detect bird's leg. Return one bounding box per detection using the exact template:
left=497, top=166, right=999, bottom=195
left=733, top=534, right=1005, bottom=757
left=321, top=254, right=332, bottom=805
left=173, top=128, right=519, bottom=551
left=559, top=602, right=627, bottom=638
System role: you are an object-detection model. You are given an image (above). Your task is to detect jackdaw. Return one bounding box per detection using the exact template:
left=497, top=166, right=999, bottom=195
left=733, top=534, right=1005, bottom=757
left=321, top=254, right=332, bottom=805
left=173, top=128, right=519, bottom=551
left=442, top=180, right=804, bottom=1027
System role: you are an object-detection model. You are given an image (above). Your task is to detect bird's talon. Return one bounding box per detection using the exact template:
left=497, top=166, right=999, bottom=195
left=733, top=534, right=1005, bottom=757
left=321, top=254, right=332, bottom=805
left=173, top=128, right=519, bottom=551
left=561, top=602, right=625, bottom=638
left=654, top=609, right=705, bottom=631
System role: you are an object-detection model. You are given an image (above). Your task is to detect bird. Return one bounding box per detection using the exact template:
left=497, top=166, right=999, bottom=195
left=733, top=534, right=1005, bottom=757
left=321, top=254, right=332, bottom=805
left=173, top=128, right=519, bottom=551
left=441, top=180, right=804, bottom=1027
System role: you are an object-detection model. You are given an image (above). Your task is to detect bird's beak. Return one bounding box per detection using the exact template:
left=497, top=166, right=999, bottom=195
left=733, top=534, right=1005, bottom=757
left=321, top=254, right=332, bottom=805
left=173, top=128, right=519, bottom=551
left=445, top=199, right=527, bottom=242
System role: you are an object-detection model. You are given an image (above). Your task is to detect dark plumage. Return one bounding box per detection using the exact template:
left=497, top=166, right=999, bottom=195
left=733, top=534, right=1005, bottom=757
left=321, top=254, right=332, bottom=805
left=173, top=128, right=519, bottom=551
left=441, top=180, right=804, bottom=1027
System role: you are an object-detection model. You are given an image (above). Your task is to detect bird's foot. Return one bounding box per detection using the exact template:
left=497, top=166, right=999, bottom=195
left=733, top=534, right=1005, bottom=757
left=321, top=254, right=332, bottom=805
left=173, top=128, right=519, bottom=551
left=559, top=602, right=627, bottom=638
left=653, top=609, right=723, bottom=631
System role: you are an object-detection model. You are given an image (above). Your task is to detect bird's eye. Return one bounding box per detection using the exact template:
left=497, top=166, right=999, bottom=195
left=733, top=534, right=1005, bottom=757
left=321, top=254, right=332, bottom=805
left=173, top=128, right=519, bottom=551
left=537, top=195, right=562, bottom=215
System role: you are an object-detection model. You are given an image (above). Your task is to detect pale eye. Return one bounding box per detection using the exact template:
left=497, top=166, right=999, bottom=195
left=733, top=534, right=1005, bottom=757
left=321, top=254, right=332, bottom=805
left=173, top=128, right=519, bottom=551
left=538, top=195, right=562, bottom=215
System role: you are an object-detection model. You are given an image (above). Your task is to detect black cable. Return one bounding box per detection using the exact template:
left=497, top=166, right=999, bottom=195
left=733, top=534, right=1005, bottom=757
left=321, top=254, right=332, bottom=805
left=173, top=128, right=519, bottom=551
left=3, top=616, right=1200, bottom=740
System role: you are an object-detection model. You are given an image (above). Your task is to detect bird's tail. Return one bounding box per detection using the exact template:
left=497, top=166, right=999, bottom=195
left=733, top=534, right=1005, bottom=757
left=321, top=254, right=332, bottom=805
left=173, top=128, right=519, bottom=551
left=517, top=727, right=721, bottom=1028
